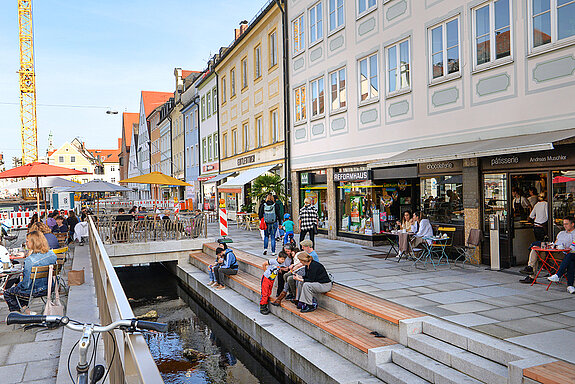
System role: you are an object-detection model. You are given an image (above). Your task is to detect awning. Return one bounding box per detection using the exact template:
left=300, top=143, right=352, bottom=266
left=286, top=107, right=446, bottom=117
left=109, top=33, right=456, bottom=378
left=203, top=172, right=237, bottom=184
left=369, top=129, right=575, bottom=168
left=218, top=165, right=275, bottom=193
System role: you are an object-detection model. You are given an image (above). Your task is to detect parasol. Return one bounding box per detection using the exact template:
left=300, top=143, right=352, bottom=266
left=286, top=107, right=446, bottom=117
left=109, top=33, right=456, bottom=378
left=0, top=162, right=90, bottom=213
left=552, top=176, right=575, bottom=184
left=62, top=179, right=132, bottom=214
left=119, top=171, right=191, bottom=186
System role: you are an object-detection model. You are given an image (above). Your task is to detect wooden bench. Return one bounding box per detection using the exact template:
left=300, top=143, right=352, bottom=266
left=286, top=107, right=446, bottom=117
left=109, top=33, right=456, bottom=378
left=190, top=250, right=397, bottom=353
left=523, top=361, right=575, bottom=384
left=202, top=243, right=424, bottom=324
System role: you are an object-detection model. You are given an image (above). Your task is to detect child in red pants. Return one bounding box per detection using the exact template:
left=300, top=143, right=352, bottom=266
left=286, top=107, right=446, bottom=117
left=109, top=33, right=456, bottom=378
left=260, top=251, right=287, bottom=315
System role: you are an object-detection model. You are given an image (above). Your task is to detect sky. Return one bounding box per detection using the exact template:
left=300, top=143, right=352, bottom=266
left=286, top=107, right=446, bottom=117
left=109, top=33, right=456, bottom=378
left=0, top=0, right=266, bottom=167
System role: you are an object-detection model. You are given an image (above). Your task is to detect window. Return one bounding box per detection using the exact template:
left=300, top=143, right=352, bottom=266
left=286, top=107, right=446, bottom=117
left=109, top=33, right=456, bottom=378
left=221, top=76, right=227, bottom=103
left=241, top=57, right=248, bottom=89
left=213, top=133, right=219, bottom=158
left=212, top=88, right=217, bottom=114
left=294, top=85, right=307, bottom=122
left=358, top=0, right=376, bottom=16
left=232, top=129, right=238, bottom=155
left=201, top=96, right=206, bottom=120
left=69, top=155, right=75, bottom=163
left=231, top=68, right=236, bottom=97
left=206, top=91, right=212, bottom=118
left=387, top=39, right=411, bottom=94
left=531, top=0, right=575, bottom=48
left=429, top=17, right=460, bottom=80
left=223, top=133, right=228, bottom=157
left=110, top=166, right=115, bottom=171
left=269, top=30, right=278, bottom=67
left=254, top=45, right=262, bottom=78
left=82, top=168, right=88, bottom=173
left=202, top=138, right=207, bottom=162
left=111, top=178, right=115, bottom=183
left=271, top=109, right=279, bottom=143
left=311, top=77, right=325, bottom=116
left=256, top=116, right=263, bottom=147
left=242, top=122, right=249, bottom=152
left=195, top=144, right=199, bottom=165
left=473, top=0, right=511, bottom=67
left=207, top=135, right=213, bottom=161
left=330, top=67, right=346, bottom=111
left=293, top=14, right=305, bottom=55
left=310, top=2, right=323, bottom=44
left=58, top=156, right=64, bottom=163
left=359, top=53, right=378, bottom=102
left=329, top=0, right=344, bottom=32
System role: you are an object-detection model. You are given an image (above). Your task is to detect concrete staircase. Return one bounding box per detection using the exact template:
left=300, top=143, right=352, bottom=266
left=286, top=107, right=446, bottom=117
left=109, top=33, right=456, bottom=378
left=187, top=244, right=564, bottom=384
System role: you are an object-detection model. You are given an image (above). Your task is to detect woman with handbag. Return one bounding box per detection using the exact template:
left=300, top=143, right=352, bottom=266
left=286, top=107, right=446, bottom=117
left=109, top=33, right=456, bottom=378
left=3, top=231, right=57, bottom=314
left=299, top=198, right=319, bottom=247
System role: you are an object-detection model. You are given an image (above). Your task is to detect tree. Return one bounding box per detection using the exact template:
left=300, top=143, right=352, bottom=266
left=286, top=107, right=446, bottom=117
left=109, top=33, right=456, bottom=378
left=249, top=173, right=285, bottom=206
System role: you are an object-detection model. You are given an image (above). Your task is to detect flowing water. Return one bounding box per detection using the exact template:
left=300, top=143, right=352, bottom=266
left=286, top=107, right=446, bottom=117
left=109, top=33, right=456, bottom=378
left=116, top=264, right=283, bottom=384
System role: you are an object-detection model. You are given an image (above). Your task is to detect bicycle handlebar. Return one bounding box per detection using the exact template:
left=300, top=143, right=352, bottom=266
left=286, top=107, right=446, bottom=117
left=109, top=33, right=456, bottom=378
left=6, top=313, right=168, bottom=333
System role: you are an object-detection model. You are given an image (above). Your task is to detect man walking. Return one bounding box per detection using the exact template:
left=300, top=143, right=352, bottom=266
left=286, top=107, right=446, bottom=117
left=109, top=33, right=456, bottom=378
left=299, top=198, right=318, bottom=247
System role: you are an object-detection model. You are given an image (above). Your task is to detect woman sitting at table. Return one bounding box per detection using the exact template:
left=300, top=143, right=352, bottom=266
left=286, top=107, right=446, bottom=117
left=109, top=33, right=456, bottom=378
left=3, top=231, right=57, bottom=314
left=397, top=211, right=414, bottom=231
left=28, top=221, right=60, bottom=249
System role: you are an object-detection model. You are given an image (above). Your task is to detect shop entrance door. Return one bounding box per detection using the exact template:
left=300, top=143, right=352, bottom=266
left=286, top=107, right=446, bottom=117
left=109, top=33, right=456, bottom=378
left=483, top=173, right=511, bottom=266
left=509, top=173, right=548, bottom=265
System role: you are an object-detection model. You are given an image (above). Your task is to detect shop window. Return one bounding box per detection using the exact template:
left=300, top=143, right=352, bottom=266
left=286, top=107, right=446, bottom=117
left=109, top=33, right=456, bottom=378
left=420, top=176, right=464, bottom=225
left=300, top=187, right=329, bottom=229
left=483, top=173, right=509, bottom=233
left=531, top=0, right=575, bottom=49
left=473, top=0, right=511, bottom=68
left=552, top=170, right=575, bottom=237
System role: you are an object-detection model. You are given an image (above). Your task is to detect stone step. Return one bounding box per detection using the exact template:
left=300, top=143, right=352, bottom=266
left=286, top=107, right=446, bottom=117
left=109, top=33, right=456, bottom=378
left=189, top=251, right=397, bottom=373
left=421, top=317, right=538, bottom=366
left=391, top=348, right=482, bottom=384
left=376, top=362, right=431, bottom=384
left=407, top=333, right=508, bottom=384
left=176, top=262, right=385, bottom=384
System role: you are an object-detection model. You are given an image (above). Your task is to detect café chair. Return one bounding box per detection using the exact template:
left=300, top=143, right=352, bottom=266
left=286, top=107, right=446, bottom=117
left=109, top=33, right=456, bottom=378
left=15, top=264, right=53, bottom=311
left=453, top=229, right=482, bottom=268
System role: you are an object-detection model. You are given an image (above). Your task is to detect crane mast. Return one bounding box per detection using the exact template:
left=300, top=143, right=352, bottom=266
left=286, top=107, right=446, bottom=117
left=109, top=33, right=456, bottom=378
left=18, top=0, right=38, bottom=165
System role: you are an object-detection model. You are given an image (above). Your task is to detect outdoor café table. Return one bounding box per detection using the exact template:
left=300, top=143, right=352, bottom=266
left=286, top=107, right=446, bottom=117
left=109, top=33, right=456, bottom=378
left=413, top=236, right=450, bottom=269
left=531, top=246, right=571, bottom=290
left=381, top=231, right=400, bottom=259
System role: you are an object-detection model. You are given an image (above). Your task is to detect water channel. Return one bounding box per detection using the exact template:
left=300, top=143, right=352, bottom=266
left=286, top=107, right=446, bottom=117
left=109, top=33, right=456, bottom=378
left=116, top=263, right=284, bottom=384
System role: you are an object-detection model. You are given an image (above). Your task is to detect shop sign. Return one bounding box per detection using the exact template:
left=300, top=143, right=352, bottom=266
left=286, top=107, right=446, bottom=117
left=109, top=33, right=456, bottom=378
left=198, top=175, right=216, bottom=181
left=418, top=160, right=463, bottom=175
left=481, top=146, right=575, bottom=170
left=301, top=172, right=314, bottom=185
left=334, top=170, right=372, bottom=182
left=202, top=163, right=218, bottom=172
left=237, top=154, right=255, bottom=166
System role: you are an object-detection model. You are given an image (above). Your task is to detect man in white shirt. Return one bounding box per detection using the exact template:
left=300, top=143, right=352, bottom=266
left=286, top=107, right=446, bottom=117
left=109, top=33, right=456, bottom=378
left=529, top=192, right=548, bottom=242
left=520, top=216, right=575, bottom=286
left=548, top=216, right=575, bottom=294
left=413, top=211, right=434, bottom=247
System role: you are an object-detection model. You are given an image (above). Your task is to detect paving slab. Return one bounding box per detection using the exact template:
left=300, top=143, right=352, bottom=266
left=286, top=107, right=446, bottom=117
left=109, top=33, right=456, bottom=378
left=420, top=290, right=488, bottom=305
left=471, top=323, right=525, bottom=339
left=438, top=301, right=499, bottom=314
left=0, top=363, right=26, bottom=384
left=497, top=317, right=566, bottom=334
left=507, top=329, right=575, bottom=364
left=22, top=358, right=58, bottom=381
left=476, top=307, right=537, bottom=322
left=442, top=313, right=499, bottom=327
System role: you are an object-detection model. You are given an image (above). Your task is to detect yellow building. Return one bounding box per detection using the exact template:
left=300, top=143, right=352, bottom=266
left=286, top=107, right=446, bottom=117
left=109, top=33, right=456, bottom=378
left=215, top=1, right=285, bottom=216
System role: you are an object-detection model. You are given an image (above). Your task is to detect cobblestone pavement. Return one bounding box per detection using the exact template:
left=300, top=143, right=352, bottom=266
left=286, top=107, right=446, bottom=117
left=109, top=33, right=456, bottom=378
left=208, top=221, right=575, bottom=364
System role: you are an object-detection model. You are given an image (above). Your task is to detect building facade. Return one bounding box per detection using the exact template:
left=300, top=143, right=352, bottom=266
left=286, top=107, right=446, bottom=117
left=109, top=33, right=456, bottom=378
left=181, top=72, right=202, bottom=210
left=287, top=0, right=575, bottom=265
left=119, top=112, right=138, bottom=183
left=215, top=1, right=286, bottom=217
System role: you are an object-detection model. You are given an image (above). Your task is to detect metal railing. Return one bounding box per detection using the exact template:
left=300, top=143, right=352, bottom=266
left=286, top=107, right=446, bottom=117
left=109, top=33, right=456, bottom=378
left=88, top=216, right=165, bottom=384
left=94, top=213, right=207, bottom=244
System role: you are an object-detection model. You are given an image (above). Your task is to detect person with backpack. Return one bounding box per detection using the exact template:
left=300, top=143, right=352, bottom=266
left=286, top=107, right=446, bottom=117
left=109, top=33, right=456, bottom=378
left=259, top=194, right=281, bottom=256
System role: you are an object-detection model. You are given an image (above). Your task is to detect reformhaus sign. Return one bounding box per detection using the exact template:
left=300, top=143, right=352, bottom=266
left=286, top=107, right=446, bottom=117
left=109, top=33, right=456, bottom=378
left=333, top=170, right=372, bottom=182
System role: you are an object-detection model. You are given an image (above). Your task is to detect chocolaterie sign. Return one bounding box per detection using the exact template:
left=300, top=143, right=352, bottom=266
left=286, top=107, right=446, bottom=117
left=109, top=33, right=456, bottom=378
left=481, top=146, right=575, bottom=170
left=418, top=160, right=463, bottom=175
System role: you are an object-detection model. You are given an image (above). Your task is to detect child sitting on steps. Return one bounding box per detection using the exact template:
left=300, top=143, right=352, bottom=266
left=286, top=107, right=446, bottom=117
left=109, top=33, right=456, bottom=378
left=259, top=251, right=287, bottom=315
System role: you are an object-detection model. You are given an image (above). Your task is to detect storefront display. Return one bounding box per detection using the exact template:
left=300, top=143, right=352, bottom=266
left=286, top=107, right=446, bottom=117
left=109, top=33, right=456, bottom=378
left=418, top=161, right=464, bottom=226
left=300, top=170, right=328, bottom=232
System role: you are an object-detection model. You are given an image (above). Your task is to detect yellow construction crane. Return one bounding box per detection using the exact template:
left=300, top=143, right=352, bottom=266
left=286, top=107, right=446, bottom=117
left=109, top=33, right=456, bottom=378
left=18, top=0, right=39, bottom=165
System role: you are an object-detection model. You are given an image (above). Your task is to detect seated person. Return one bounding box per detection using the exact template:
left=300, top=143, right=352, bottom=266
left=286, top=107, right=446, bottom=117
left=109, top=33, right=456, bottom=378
left=413, top=211, right=433, bottom=247
left=259, top=251, right=287, bottom=315
left=273, top=244, right=300, bottom=306
left=3, top=231, right=57, bottom=314
left=282, top=214, right=295, bottom=245
left=397, top=210, right=414, bottom=231
left=546, top=217, right=575, bottom=294
left=51, top=215, right=69, bottom=234
left=293, top=252, right=332, bottom=313
left=28, top=222, right=60, bottom=249
left=212, top=245, right=238, bottom=290
left=114, top=208, right=133, bottom=242
left=300, top=239, right=319, bottom=261
left=521, top=216, right=575, bottom=285
left=207, top=252, right=224, bottom=287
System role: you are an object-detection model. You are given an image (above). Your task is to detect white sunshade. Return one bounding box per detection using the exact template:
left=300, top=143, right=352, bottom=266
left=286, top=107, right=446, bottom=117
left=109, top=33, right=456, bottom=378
left=369, top=129, right=575, bottom=168
left=6, top=176, right=80, bottom=190
left=218, top=165, right=276, bottom=192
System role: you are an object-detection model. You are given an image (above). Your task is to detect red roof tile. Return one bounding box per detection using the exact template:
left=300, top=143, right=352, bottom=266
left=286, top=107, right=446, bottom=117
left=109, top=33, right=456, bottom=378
left=122, top=112, right=139, bottom=148
left=142, top=91, right=173, bottom=118
left=181, top=70, right=200, bottom=79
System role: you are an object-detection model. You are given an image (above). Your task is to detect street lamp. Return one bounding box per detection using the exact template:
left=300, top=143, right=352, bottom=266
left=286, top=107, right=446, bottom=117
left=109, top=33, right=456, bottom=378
left=106, top=110, right=119, bottom=115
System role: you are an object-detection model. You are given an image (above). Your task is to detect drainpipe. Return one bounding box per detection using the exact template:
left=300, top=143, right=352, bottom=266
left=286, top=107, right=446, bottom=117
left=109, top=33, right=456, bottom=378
left=273, top=0, right=291, bottom=215
left=191, top=95, right=201, bottom=209
left=215, top=71, right=221, bottom=211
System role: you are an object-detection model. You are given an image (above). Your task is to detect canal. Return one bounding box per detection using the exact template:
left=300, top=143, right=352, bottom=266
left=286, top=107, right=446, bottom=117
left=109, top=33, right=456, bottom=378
left=116, top=263, right=283, bottom=384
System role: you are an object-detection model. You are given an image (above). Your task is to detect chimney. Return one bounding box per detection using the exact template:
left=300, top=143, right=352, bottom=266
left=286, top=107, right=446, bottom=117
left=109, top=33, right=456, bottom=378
left=235, top=20, right=249, bottom=40
left=174, top=68, right=184, bottom=94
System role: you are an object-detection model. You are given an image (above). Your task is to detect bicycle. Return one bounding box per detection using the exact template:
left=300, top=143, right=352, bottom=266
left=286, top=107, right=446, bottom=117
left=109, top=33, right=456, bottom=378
left=7, top=312, right=168, bottom=384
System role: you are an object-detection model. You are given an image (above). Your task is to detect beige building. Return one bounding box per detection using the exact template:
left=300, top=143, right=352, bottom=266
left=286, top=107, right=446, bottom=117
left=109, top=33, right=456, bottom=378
left=215, top=2, right=285, bottom=215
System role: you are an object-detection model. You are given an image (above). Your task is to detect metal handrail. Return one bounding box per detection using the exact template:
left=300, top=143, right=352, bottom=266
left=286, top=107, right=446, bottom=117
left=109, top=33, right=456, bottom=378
left=94, top=213, right=207, bottom=244
left=88, top=217, right=165, bottom=383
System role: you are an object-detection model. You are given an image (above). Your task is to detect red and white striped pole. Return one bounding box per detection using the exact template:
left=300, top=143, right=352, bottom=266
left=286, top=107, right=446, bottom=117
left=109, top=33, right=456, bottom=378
left=219, top=198, right=228, bottom=238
